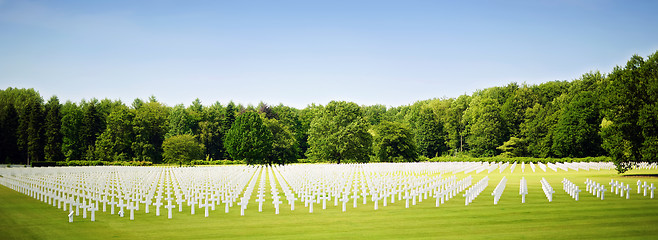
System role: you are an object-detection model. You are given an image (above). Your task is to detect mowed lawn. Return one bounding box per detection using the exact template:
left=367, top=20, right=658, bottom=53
left=1, top=165, right=657, bottom=240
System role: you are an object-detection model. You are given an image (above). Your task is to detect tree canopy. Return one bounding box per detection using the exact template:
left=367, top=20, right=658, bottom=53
left=1, top=51, right=657, bottom=172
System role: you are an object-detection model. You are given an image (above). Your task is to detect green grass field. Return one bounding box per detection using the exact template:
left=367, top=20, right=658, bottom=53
left=1, top=165, right=657, bottom=240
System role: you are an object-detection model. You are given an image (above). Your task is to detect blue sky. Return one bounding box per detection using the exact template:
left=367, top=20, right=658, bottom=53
left=1, top=0, right=657, bottom=108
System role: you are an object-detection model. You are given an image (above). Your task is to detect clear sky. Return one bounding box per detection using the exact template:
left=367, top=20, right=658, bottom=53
left=1, top=0, right=657, bottom=108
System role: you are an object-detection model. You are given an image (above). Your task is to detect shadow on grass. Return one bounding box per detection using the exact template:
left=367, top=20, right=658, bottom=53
left=621, top=174, right=658, bottom=178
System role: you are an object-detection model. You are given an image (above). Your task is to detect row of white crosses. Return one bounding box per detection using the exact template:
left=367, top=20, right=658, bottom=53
left=491, top=176, right=507, bottom=205
left=610, top=180, right=630, bottom=199
left=634, top=162, right=658, bottom=170
left=453, top=161, right=614, bottom=175
left=584, top=179, right=606, bottom=200
left=0, top=162, right=650, bottom=223
left=434, top=175, right=472, bottom=207
left=637, top=180, right=656, bottom=198
left=540, top=177, right=554, bottom=202
left=464, top=176, right=489, bottom=205
left=519, top=177, right=528, bottom=203
left=561, top=178, right=581, bottom=201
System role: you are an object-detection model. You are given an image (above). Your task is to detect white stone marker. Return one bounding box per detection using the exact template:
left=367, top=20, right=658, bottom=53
left=128, top=202, right=136, bottom=220
left=340, top=194, right=349, bottom=212
left=90, top=203, right=98, bottom=222
left=540, top=178, right=554, bottom=202
left=403, top=191, right=412, bottom=208
left=352, top=193, right=360, bottom=208
left=256, top=197, right=265, bottom=212
left=519, top=177, right=528, bottom=204
left=637, top=180, right=642, bottom=194
left=153, top=199, right=163, bottom=216
left=203, top=200, right=211, bottom=217
left=273, top=198, right=282, bottom=214
left=650, top=183, right=656, bottom=199
left=189, top=198, right=196, bottom=215
left=238, top=198, right=248, bottom=216
left=108, top=197, right=117, bottom=215
left=68, top=211, right=74, bottom=223
left=144, top=198, right=151, bottom=214
left=165, top=202, right=175, bottom=219
left=492, top=176, right=507, bottom=205
left=224, top=199, right=231, bottom=213
left=308, top=198, right=314, bottom=213
left=288, top=195, right=298, bottom=211
left=81, top=200, right=89, bottom=219
left=643, top=181, right=649, bottom=196
left=176, top=198, right=185, bottom=212
left=321, top=195, right=329, bottom=210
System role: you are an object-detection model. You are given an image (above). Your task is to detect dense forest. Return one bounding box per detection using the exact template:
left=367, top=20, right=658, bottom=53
left=1, top=52, right=656, bottom=173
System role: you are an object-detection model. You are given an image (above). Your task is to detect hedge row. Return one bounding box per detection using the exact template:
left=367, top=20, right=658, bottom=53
left=28, top=156, right=612, bottom=167
left=422, top=156, right=612, bottom=163
left=190, top=160, right=245, bottom=165
left=31, top=160, right=153, bottom=167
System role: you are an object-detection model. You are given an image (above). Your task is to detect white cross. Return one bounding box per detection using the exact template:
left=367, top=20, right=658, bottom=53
left=288, top=195, right=298, bottom=211
left=237, top=198, right=248, bottom=216
left=176, top=198, right=185, bottom=212
left=90, top=203, right=98, bottom=222
left=256, top=197, right=266, bottom=212
left=403, top=191, right=412, bottom=208
left=637, top=180, right=642, bottom=194
left=224, top=199, right=232, bottom=213
left=153, top=199, right=163, bottom=216
left=351, top=194, right=360, bottom=208
left=340, top=194, right=350, bottom=212
left=273, top=199, right=282, bottom=215
left=165, top=201, right=175, bottom=219
left=128, top=202, right=137, bottom=220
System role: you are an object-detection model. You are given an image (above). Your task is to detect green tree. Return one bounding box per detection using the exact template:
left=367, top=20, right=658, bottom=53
left=257, top=102, right=278, bottom=119
left=496, top=137, right=527, bottom=158
left=464, top=97, right=504, bottom=157
left=224, top=112, right=272, bottom=164
left=306, top=101, right=372, bottom=163
left=0, top=102, right=20, bottom=163
left=223, top=101, right=237, bottom=135
left=80, top=100, right=104, bottom=160
left=166, top=104, right=193, bottom=138
left=162, top=134, right=205, bottom=166
left=264, top=118, right=298, bottom=165
left=362, top=104, right=387, bottom=126
left=445, top=95, right=470, bottom=155
left=198, top=102, right=225, bottom=160
left=187, top=98, right=204, bottom=135
left=500, top=85, right=534, bottom=139
left=552, top=74, right=604, bottom=158
left=411, top=107, right=446, bottom=158
left=61, top=101, right=84, bottom=160
left=519, top=103, right=554, bottom=157
left=601, top=51, right=658, bottom=173
left=26, top=97, right=44, bottom=164
left=95, top=105, right=135, bottom=161
left=132, top=99, right=169, bottom=163
left=43, top=96, right=64, bottom=162
left=373, top=121, right=417, bottom=162
left=298, top=104, right=322, bottom=156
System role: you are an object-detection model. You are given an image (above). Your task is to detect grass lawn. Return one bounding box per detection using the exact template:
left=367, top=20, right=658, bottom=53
left=1, top=165, right=657, bottom=240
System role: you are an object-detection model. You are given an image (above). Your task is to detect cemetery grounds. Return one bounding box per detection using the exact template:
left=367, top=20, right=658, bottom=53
left=0, top=162, right=657, bottom=240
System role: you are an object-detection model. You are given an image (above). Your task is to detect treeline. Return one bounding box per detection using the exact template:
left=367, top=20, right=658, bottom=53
left=0, top=52, right=656, bottom=172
